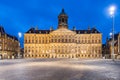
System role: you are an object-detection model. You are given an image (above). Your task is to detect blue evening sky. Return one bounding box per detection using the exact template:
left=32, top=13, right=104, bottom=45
left=0, top=0, right=120, bottom=47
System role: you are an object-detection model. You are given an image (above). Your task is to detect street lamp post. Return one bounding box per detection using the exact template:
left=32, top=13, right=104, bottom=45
left=18, top=32, right=22, bottom=58
left=109, top=6, right=116, bottom=60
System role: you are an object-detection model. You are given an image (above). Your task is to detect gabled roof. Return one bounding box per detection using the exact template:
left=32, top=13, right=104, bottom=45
left=36, top=30, right=50, bottom=34
left=6, top=33, right=18, bottom=41
left=0, top=26, right=18, bottom=41
left=0, top=26, right=5, bottom=34
left=51, top=28, right=75, bottom=34
left=26, top=28, right=51, bottom=34
left=26, top=27, right=100, bottom=34
left=74, top=28, right=100, bottom=34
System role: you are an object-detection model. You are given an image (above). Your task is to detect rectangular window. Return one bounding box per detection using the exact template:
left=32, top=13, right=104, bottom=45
left=69, top=39, right=71, bottom=43
left=99, top=40, right=101, bottom=43
left=66, top=39, right=67, bottom=43
left=92, top=40, right=94, bottom=43
left=0, top=45, right=2, bottom=50
left=62, top=39, right=64, bottom=42
left=58, top=39, right=60, bottom=42
left=32, top=40, right=34, bottom=43
left=72, top=39, right=74, bottom=42
left=88, top=40, right=90, bottom=43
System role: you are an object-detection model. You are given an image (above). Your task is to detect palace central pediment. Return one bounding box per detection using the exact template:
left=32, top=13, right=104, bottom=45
left=50, top=28, right=76, bottom=35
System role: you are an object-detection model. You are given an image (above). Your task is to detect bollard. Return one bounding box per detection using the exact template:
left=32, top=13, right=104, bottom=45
left=12, top=56, right=14, bottom=59
left=0, top=56, right=1, bottom=60
left=8, top=56, right=10, bottom=59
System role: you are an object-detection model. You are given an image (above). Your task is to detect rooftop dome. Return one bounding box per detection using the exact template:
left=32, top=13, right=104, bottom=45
left=59, top=8, right=67, bottom=16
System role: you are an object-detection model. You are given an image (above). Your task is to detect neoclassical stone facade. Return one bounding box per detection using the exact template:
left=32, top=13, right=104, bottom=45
left=24, top=9, right=102, bottom=58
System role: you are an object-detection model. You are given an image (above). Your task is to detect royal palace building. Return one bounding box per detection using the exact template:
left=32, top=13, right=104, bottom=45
left=24, top=9, right=102, bottom=58
left=0, top=26, right=20, bottom=59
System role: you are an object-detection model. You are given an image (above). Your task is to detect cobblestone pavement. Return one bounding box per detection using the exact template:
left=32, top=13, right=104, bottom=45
left=0, top=58, right=120, bottom=80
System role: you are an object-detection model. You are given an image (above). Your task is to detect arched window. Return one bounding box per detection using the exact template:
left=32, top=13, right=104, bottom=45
left=65, top=19, right=67, bottom=23
left=62, top=18, right=64, bottom=22
left=59, top=19, right=61, bottom=23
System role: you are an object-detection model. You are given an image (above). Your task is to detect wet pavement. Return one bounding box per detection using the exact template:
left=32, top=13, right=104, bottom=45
left=0, top=58, right=120, bottom=80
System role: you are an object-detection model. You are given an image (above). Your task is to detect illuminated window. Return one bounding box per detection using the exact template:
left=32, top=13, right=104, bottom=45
left=65, top=39, right=67, bottom=42
left=55, top=39, right=57, bottom=42
left=88, top=40, right=90, bottom=43
left=85, top=40, right=87, bottom=43
left=51, top=39, right=53, bottom=42
left=58, top=39, right=60, bottom=42
left=25, top=40, right=27, bottom=43
left=69, top=39, right=71, bottom=42
left=95, top=40, right=97, bottom=43
left=72, top=39, right=74, bottom=42
left=39, top=40, right=41, bottom=43
left=62, top=39, right=64, bottom=42
left=99, top=40, right=101, bottom=43
left=82, top=40, right=84, bottom=43
left=25, top=50, right=27, bottom=53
